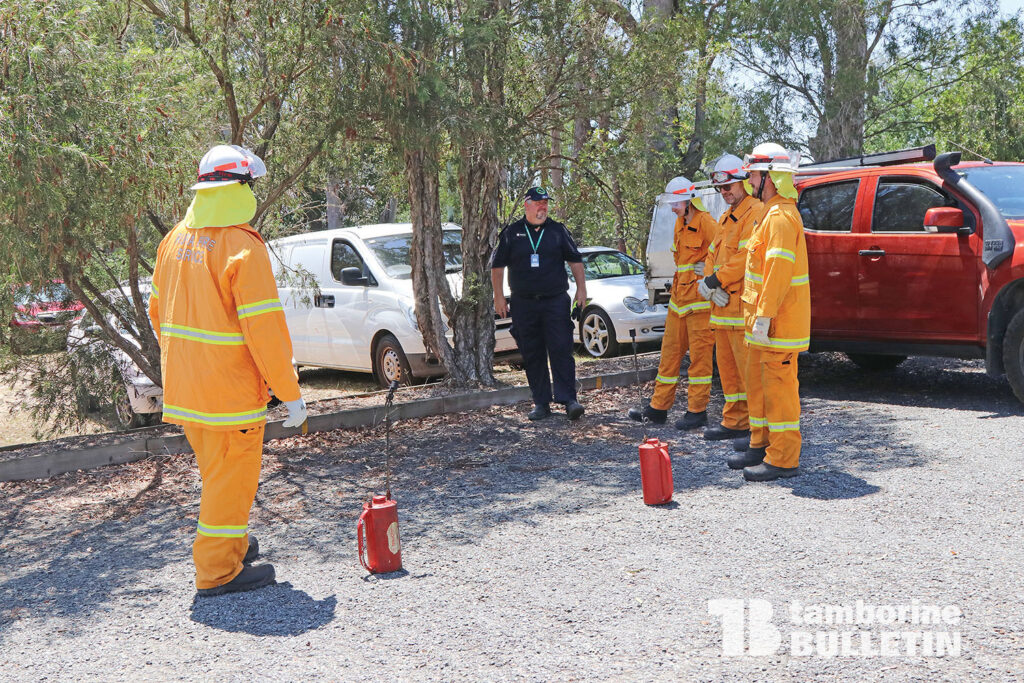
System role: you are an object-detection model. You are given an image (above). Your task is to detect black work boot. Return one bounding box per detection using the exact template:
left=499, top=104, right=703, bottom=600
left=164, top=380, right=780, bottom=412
left=743, top=462, right=800, bottom=481
left=675, top=411, right=708, bottom=431
left=243, top=535, right=259, bottom=564
left=704, top=425, right=749, bottom=441
left=565, top=401, right=585, bottom=421
left=528, top=404, right=552, bottom=421
left=728, top=446, right=766, bottom=470
left=732, top=436, right=750, bottom=452
left=627, top=405, right=667, bottom=425
left=196, top=563, right=276, bottom=598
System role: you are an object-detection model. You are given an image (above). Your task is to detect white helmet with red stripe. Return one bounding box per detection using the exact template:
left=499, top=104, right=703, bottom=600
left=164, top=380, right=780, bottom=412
left=710, top=154, right=749, bottom=186
left=742, top=142, right=800, bottom=174
left=657, top=175, right=700, bottom=205
left=190, top=144, right=268, bottom=190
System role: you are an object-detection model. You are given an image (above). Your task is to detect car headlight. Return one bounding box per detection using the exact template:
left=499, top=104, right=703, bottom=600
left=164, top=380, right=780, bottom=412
left=400, top=300, right=419, bottom=331
left=623, top=296, right=648, bottom=314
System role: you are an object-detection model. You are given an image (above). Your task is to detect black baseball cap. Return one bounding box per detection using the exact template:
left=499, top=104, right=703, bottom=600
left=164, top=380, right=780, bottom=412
left=525, top=186, right=550, bottom=201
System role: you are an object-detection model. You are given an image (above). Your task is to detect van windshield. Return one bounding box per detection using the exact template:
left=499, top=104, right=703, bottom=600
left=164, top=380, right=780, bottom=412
left=958, top=165, right=1024, bottom=219
left=365, top=230, right=462, bottom=279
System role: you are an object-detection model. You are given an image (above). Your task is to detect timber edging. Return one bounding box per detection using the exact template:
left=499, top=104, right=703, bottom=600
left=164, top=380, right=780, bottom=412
left=0, top=366, right=657, bottom=483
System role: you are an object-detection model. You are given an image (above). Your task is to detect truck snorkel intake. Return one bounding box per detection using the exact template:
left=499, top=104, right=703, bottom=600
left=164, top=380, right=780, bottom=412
left=933, top=151, right=1014, bottom=269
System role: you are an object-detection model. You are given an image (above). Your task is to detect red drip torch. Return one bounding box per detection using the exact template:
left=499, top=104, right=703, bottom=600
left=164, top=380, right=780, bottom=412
left=630, top=328, right=674, bottom=505
left=357, top=380, right=403, bottom=573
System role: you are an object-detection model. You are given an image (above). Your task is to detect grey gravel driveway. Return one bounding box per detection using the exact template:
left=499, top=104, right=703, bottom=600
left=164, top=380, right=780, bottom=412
left=1, top=352, right=1022, bottom=681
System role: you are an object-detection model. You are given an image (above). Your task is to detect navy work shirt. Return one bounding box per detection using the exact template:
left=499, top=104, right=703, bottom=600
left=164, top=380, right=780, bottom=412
left=490, top=217, right=583, bottom=298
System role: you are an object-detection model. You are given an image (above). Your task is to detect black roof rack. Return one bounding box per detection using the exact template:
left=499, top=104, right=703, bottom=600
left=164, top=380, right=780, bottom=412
left=799, top=144, right=936, bottom=170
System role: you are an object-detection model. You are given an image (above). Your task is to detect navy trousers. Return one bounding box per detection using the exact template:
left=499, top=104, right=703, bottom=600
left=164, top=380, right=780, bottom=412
left=510, top=292, right=577, bottom=406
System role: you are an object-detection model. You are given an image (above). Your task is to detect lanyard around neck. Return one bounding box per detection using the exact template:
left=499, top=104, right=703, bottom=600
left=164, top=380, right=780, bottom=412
left=525, top=224, right=544, bottom=253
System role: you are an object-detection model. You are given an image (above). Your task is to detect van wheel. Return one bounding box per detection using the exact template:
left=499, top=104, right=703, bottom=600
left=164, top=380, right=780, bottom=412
left=1002, top=308, right=1024, bottom=402
left=374, top=334, right=413, bottom=389
left=844, top=353, right=907, bottom=371
left=580, top=307, right=619, bottom=358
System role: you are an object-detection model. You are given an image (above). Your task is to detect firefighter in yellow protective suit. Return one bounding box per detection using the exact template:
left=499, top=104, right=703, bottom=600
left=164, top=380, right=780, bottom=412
left=734, top=143, right=810, bottom=481
left=627, top=176, right=716, bottom=429
left=149, top=145, right=308, bottom=596
left=697, top=154, right=765, bottom=451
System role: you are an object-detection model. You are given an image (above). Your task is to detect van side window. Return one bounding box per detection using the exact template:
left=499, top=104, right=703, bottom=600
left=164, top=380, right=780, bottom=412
left=872, top=181, right=951, bottom=233
left=331, top=241, right=366, bottom=282
left=798, top=180, right=859, bottom=232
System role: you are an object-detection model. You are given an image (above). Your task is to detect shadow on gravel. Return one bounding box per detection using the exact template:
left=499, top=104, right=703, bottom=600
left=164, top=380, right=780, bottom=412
left=799, top=352, right=1023, bottom=417
left=781, top=471, right=881, bottom=500
left=189, top=582, right=336, bottom=636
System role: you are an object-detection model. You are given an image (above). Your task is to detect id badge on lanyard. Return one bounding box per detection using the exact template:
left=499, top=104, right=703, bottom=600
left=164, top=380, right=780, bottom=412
left=526, top=226, right=544, bottom=268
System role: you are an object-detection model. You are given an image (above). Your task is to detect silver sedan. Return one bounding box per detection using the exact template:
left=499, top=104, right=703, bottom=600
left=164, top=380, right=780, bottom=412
left=568, top=247, right=668, bottom=358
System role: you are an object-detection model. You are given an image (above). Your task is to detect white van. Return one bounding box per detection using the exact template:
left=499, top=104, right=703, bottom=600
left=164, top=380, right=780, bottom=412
left=269, top=223, right=518, bottom=387
left=645, top=187, right=727, bottom=304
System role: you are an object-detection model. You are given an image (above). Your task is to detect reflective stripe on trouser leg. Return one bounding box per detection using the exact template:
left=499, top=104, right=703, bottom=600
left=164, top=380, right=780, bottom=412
left=684, top=311, right=714, bottom=413
left=746, top=345, right=768, bottom=448
left=651, top=309, right=687, bottom=411
left=716, top=328, right=748, bottom=430
left=763, top=352, right=801, bottom=469
left=186, top=423, right=264, bottom=590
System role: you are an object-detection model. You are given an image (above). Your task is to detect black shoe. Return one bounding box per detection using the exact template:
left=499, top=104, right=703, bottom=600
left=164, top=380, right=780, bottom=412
left=704, top=425, right=749, bottom=441
left=743, top=463, right=800, bottom=481
left=627, top=405, right=667, bottom=425
left=565, top=401, right=585, bottom=421
left=196, top=563, right=276, bottom=598
left=675, top=411, right=707, bottom=431
left=732, top=436, right=750, bottom=452
left=728, top=446, right=766, bottom=470
left=528, top=404, right=552, bottom=421
left=244, top=535, right=259, bottom=564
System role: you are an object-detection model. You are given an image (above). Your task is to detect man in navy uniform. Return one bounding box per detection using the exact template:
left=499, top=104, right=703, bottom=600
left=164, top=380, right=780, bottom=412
left=491, top=187, right=587, bottom=421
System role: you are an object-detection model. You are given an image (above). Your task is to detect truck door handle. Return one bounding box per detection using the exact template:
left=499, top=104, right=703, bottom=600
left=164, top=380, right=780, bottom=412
left=315, top=294, right=335, bottom=308
left=858, top=249, right=886, bottom=257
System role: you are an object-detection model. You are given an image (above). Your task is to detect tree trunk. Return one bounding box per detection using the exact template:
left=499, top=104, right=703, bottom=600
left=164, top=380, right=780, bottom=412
left=404, top=147, right=459, bottom=378
left=326, top=177, right=343, bottom=230
left=809, top=0, right=868, bottom=160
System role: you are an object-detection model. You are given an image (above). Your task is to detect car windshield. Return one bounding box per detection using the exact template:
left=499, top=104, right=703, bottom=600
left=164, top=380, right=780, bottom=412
left=573, top=251, right=645, bottom=280
left=365, top=230, right=462, bottom=280
left=958, top=165, right=1024, bottom=219
left=14, top=281, right=72, bottom=306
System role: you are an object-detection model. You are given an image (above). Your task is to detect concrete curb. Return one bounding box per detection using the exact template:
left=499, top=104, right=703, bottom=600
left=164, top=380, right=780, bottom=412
left=0, top=366, right=657, bottom=483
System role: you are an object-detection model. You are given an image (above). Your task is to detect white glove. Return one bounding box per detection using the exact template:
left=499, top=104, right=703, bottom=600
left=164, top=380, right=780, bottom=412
left=694, top=262, right=705, bottom=277
left=282, top=397, right=307, bottom=428
left=697, top=278, right=714, bottom=301
left=751, top=317, right=771, bottom=345
left=711, top=288, right=730, bottom=307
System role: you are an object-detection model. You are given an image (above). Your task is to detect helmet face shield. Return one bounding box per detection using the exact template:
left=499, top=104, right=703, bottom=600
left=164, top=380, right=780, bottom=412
left=711, top=169, right=748, bottom=185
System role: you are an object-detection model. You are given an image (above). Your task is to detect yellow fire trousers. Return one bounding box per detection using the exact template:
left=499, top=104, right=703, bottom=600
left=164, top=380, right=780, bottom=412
left=651, top=310, right=714, bottom=413
left=714, top=328, right=749, bottom=430
left=745, top=347, right=801, bottom=468
left=184, top=424, right=265, bottom=590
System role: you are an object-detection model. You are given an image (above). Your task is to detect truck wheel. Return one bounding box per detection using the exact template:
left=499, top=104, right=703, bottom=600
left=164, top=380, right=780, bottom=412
left=844, top=353, right=907, bottom=371
left=579, top=307, right=620, bottom=358
left=374, top=334, right=413, bottom=389
left=1002, top=308, right=1024, bottom=402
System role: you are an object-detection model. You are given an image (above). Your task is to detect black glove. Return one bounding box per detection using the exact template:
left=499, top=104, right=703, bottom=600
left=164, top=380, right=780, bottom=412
left=703, top=273, right=721, bottom=290
left=571, top=306, right=581, bottom=322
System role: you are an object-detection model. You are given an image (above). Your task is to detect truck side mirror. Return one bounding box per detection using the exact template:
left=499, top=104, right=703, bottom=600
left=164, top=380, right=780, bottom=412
left=923, top=207, right=970, bottom=235
left=340, top=267, right=370, bottom=286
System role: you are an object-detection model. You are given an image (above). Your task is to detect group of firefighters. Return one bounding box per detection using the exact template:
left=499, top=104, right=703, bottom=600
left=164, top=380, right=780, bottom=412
left=627, top=142, right=810, bottom=483
left=151, top=141, right=808, bottom=597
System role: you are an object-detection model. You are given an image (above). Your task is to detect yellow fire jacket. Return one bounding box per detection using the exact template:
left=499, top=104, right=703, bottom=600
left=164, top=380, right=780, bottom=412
left=707, top=194, right=763, bottom=330
left=741, top=194, right=811, bottom=353
left=148, top=221, right=301, bottom=431
left=668, top=210, right=717, bottom=317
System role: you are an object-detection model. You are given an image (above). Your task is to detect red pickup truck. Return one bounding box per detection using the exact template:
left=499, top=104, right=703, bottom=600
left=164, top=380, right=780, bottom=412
left=795, top=146, right=1024, bottom=402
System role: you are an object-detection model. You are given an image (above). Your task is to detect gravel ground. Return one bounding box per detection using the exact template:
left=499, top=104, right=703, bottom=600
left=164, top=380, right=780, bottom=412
left=1, top=352, right=1023, bottom=681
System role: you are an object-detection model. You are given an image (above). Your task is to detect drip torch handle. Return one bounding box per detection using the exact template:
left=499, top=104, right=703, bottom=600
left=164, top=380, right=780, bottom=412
left=357, top=510, right=371, bottom=572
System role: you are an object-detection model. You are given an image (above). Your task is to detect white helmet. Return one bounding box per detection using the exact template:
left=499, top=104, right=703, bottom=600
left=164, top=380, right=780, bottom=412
left=190, top=144, right=268, bottom=190
left=657, top=176, right=699, bottom=205
left=743, top=142, right=801, bottom=174
left=710, top=154, right=749, bottom=186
